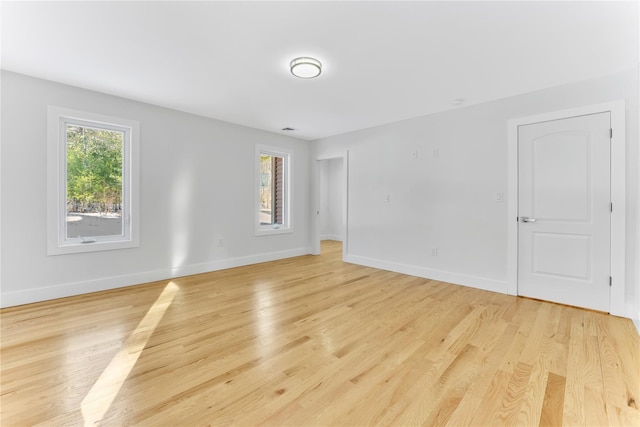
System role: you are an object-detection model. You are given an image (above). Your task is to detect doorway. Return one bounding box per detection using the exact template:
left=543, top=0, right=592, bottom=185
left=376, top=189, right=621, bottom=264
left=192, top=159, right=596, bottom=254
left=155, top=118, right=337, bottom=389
left=517, top=113, right=611, bottom=311
left=319, top=158, right=344, bottom=242
left=507, top=101, right=626, bottom=316
left=313, top=154, right=348, bottom=258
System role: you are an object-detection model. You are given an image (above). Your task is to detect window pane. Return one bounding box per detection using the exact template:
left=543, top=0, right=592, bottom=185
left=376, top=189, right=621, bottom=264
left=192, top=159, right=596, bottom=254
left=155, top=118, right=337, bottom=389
left=273, top=156, right=284, bottom=225
left=259, top=155, right=274, bottom=225
left=259, top=154, right=285, bottom=226
left=66, top=124, right=124, bottom=239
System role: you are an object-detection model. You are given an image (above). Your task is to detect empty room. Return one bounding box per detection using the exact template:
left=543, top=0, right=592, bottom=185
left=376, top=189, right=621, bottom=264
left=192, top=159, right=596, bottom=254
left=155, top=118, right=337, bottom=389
left=1, top=1, right=639, bottom=426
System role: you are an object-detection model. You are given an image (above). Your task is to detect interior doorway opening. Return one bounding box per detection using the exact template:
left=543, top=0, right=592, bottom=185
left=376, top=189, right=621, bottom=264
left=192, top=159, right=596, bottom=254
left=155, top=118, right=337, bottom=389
left=314, top=154, right=348, bottom=257
left=319, top=157, right=344, bottom=244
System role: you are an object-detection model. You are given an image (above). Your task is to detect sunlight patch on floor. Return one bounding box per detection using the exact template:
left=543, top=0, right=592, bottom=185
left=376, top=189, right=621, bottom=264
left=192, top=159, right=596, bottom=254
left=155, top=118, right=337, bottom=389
left=81, top=281, right=179, bottom=426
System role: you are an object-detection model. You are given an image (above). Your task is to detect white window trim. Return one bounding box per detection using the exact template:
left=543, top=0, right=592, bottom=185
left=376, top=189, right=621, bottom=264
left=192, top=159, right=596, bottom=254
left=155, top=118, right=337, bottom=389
left=255, top=145, right=293, bottom=236
left=47, top=106, right=140, bottom=255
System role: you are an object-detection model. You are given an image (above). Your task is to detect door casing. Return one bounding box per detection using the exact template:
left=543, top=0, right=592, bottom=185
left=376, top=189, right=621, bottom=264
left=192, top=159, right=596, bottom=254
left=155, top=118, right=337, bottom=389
left=507, top=100, right=626, bottom=316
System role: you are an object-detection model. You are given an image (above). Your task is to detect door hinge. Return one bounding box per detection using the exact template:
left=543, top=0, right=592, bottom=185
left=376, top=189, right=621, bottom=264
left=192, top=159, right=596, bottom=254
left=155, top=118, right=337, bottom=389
left=610, top=128, right=613, bottom=138
left=609, top=276, right=612, bottom=287
left=610, top=202, right=613, bottom=213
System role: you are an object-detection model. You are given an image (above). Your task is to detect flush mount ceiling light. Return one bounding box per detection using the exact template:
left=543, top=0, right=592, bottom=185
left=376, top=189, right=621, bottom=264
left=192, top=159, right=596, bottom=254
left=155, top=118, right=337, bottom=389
left=290, top=57, right=322, bottom=79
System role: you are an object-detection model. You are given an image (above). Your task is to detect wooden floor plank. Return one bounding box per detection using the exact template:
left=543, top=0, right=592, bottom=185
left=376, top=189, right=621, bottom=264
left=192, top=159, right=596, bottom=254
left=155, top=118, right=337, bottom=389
left=539, top=372, right=566, bottom=427
left=1, top=241, right=639, bottom=426
left=596, top=312, right=640, bottom=426
left=563, top=310, right=587, bottom=426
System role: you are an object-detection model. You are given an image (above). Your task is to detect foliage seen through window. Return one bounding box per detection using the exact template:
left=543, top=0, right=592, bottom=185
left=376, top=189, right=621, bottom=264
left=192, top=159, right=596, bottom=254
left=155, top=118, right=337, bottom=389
left=66, top=124, right=124, bottom=238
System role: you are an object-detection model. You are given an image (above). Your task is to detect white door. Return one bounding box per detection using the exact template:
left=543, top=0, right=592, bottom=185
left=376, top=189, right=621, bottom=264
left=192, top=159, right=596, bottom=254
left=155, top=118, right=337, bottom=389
left=518, top=112, right=611, bottom=312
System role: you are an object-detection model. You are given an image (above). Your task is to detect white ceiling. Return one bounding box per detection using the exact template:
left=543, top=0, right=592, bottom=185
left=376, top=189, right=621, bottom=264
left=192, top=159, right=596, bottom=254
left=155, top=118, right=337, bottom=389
left=2, top=1, right=638, bottom=141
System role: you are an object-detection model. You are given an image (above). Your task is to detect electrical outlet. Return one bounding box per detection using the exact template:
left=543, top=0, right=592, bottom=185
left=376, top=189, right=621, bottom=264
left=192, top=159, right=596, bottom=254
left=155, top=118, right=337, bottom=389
left=431, top=247, right=438, bottom=256
left=411, top=151, right=418, bottom=159
left=433, top=148, right=439, bottom=158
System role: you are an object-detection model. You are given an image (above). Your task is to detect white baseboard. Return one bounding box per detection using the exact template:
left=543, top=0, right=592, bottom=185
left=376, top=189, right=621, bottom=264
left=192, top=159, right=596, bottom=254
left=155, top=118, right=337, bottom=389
left=633, top=318, right=640, bottom=337
left=0, top=247, right=312, bottom=308
left=320, top=234, right=343, bottom=242
left=345, top=254, right=508, bottom=295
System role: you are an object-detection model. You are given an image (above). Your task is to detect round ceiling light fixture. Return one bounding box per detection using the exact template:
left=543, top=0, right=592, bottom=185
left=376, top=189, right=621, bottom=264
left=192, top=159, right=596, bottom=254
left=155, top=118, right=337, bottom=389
left=290, top=57, right=322, bottom=79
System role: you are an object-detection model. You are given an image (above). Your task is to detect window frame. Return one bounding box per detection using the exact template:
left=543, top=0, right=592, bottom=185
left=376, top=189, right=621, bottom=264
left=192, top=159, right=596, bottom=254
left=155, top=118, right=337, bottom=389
left=47, top=106, right=140, bottom=255
left=255, top=145, right=292, bottom=236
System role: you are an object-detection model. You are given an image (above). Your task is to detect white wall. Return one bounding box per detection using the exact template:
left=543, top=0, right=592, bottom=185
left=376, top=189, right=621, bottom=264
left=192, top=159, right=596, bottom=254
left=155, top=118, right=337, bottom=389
left=319, top=158, right=343, bottom=241
left=637, top=62, right=640, bottom=333
left=313, top=66, right=640, bottom=320
left=2, top=68, right=639, bottom=326
left=0, top=71, right=311, bottom=307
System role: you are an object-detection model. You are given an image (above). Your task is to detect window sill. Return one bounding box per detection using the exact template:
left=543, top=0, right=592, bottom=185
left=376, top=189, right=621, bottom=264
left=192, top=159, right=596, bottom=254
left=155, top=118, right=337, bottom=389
left=47, top=238, right=139, bottom=256
left=255, top=227, right=293, bottom=237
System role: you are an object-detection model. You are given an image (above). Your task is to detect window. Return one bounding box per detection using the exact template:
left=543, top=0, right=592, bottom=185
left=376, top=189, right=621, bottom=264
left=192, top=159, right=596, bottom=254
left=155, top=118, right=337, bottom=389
left=47, top=106, right=139, bottom=255
left=256, top=146, right=291, bottom=235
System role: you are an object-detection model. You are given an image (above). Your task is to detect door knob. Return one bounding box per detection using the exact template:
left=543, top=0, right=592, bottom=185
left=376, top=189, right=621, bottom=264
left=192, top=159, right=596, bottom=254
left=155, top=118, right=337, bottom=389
left=520, top=216, right=537, bottom=223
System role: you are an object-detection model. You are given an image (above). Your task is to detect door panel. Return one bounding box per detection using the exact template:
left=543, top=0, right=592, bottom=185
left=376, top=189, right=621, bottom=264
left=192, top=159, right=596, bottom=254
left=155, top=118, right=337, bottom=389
left=518, top=113, right=610, bottom=312
left=531, top=133, right=590, bottom=221
left=532, top=233, right=590, bottom=280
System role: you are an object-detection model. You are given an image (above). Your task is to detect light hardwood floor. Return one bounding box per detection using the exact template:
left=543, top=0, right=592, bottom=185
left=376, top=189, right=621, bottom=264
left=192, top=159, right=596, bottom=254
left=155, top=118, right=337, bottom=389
left=1, top=241, right=639, bottom=426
